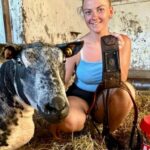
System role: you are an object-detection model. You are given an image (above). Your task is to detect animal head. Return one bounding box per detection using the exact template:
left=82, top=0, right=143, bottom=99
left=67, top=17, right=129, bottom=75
left=0, top=41, right=83, bottom=123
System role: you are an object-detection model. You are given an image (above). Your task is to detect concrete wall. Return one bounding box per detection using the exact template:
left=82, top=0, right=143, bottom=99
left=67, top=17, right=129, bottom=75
left=22, top=0, right=88, bottom=44
left=110, top=0, right=150, bottom=70
left=0, top=0, right=149, bottom=70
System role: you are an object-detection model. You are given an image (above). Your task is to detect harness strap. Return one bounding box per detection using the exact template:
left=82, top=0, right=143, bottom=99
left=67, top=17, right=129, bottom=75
left=14, top=60, right=30, bottom=105
left=87, top=81, right=142, bottom=150
left=119, top=82, right=142, bottom=149
left=86, top=93, right=96, bottom=115
left=0, top=61, right=16, bottom=94
left=0, top=60, right=30, bottom=105
left=102, top=89, right=110, bottom=136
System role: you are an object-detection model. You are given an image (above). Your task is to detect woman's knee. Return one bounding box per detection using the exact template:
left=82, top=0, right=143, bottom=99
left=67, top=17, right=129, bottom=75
left=61, top=96, right=89, bottom=132
left=124, top=82, right=135, bottom=99
left=62, top=112, right=86, bottom=132
left=92, top=84, right=135, bottom=124
left=109, top=85, right=134, bottom=111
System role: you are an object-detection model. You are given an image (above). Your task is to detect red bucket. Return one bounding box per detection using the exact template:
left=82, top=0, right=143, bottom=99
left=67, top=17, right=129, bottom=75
left=140, top=115, right=150, bottom=138
left=140, top=115, right=150, bottom=150
left=142, top=144, right=150, bottom=150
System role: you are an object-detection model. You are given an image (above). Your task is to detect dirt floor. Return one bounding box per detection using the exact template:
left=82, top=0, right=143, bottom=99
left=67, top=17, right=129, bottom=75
left=18, top=90, right=150, bottom=150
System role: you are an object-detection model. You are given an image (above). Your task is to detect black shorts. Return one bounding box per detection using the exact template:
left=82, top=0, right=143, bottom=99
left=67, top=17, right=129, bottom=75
left=66, top=83, right=94, bottom=105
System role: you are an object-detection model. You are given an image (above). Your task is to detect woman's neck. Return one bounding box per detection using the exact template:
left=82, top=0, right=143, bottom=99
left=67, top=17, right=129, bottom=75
left=87, top=30, right=110, bottom=42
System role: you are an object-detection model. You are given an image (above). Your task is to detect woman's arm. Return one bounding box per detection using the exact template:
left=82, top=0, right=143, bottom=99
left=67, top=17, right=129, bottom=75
left=65, top=54, right=78, bottom=86
left=119, top=34, right=131, bottom=81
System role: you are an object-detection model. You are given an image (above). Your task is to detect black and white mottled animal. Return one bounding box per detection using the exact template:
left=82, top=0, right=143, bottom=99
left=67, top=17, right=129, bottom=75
left=0, top=41, right=83, bottom=150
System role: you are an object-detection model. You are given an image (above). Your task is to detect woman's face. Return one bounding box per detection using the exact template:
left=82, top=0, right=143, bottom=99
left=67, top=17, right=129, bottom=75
left=82, top=0, right=113, bottom=34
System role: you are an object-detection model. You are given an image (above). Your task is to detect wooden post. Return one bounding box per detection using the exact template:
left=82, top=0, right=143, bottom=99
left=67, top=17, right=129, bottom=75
left=2, top=0, right=12, bottom=43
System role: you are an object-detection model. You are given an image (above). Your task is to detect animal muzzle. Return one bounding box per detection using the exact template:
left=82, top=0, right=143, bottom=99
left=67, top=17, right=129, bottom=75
left=37, top=96, right=69, bottom=123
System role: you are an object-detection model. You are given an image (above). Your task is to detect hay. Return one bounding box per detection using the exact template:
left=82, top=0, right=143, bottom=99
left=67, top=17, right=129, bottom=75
left=17, top=91, right=150, bottom=150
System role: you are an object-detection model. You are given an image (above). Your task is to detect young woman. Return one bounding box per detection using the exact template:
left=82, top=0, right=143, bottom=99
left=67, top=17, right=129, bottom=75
left=49, top=0, right=135, bottom=138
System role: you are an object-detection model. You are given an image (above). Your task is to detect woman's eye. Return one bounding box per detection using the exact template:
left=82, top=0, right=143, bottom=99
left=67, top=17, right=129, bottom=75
left=97, top=7, right=105, bottom=13
left=84, top=10, right=92, bottom=16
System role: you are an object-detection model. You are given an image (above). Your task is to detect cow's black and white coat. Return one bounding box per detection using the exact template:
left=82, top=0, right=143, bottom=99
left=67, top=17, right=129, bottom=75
left=0, top=41, right=83, bottom=150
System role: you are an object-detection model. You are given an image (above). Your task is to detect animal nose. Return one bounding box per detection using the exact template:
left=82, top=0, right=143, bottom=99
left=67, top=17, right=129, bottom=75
left=45, top=96, right=66, bottom=111
left=52, top=96, right=66, bottom=111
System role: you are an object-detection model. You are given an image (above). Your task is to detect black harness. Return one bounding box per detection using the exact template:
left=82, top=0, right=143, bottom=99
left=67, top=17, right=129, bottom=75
left=98, top=82, right=142, bottom=150
left=87, top=35, right=143, bottom=150
left=100, top=35, right=142, bottom=150
left=14, top=58, right=30, bottom=105
left=0, top=59, right=30, bottom=107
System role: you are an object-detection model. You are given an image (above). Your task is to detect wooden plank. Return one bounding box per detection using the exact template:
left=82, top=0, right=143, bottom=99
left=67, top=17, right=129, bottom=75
left=112, top=0, right=150, bottom=6
left=8, top=0, right=23, bottom=43
left=0, top=0, right=6, bottom=42
left=128, top=70, right=150, bottom=79
left=2, top=0, right=12, bottom=42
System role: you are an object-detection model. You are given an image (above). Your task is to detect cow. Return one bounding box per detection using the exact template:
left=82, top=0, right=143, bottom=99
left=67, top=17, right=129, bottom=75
left=0, top=41, right=83, bottom=150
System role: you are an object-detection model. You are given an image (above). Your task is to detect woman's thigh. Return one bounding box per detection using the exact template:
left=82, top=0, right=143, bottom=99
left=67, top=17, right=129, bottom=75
left=68, top=96, right=89, bottom=117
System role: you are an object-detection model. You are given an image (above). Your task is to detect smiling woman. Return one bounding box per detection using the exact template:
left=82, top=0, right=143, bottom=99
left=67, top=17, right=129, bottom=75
left=48, top=1, right=135, bottom=147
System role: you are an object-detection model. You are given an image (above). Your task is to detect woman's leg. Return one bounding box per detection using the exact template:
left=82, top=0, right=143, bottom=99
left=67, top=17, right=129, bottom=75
left=92, top=82, right=135, bottom=132
left=58, top=96, right=89, bottom=132
left=49, top=96, right=89, bottom=138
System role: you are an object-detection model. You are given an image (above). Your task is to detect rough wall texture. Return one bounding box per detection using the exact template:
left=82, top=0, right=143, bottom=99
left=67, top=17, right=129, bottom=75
left=9, top=0, right=23, bottom=43
left=22, top=0, right=149, bottom=70
left=110, top=0, right=150, bottom=70
left=22, top=0, right=88, bottom=44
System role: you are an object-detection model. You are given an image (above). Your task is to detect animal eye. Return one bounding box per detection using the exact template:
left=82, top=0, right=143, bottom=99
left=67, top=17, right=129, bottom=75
left=16, top=58, right=23, bottom=65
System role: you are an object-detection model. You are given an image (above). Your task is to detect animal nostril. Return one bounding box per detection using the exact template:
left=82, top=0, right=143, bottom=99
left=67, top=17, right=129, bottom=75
left=45, top=103, right=55, bottom=112
left=51, top=96, right=66, bottom=111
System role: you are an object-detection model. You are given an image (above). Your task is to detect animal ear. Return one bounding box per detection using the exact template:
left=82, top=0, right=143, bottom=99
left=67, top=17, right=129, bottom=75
left=56, top=41, right=84, bottom=57
left=0, top=43, right=22, bottom=59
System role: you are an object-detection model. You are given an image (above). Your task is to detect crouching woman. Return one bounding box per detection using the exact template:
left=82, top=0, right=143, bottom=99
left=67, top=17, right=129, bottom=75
left=49, top=0, right=135, bottom=138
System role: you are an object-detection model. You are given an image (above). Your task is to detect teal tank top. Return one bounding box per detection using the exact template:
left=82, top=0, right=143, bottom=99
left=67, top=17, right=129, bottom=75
left=75, top=59, right=103, bottom=92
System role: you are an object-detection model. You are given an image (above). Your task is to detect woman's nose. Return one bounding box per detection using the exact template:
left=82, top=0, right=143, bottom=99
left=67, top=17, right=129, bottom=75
left=91, top=10, right=98, bottom=19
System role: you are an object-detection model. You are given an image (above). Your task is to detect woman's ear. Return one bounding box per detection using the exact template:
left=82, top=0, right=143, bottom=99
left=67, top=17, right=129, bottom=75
left=109, top=6, right=114, bottom=19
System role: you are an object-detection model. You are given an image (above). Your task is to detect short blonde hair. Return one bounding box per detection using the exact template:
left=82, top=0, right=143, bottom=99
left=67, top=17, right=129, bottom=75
left=81, top=0, right=112, bottom=7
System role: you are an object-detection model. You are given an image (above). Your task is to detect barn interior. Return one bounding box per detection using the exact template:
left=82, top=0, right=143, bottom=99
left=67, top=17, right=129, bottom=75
left=0, top=0, right=150, bottom=149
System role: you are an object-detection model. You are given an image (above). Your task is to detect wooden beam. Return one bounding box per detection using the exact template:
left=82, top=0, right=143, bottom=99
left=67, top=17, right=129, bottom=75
left=112, top=0, right=150, bottom=6
left=2, top=0, right=12, bottom=43
left=128, top=70, right=150, bottom=79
